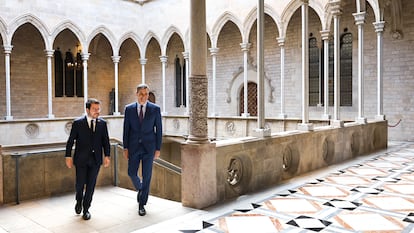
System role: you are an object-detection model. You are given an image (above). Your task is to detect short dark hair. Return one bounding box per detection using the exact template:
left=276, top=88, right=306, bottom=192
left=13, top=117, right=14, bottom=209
left=136, top=83, right=149, bottom=93
left=86, top=98, right=101, bottom=109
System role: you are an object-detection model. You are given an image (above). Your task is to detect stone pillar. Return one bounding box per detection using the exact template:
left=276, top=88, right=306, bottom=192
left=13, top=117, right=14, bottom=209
left=112, top=55, right=121, bottom=115
left=277, top=37, right=287, bottom=119
left=81, top=53, right=90, bottom=105
left=374, top=21, right=385, bottom=120
left=254, top=0, right=271, bottom=137
left=353, top=12, right=367, bottom=124
left=298, top=0, right=313, bottom=131
left=160, top=55, right=168, bottom=115
left=4, top=45, right=13, bottom=120
left=240, top=43, right=251, bottom=117
left=181, top=0, right=217, bottom=209
left=209, top=48, right=219, bottom=116
left=45, top=49, right=55, bottom=119
left=331, top=0, right=344, bottom=127
left=139, top=58, right=147, bottom=84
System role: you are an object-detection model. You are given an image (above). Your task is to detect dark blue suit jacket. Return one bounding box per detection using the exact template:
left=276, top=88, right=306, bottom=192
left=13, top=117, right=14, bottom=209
left=123, top=101, right=162, bottom=155
left=65, top=116, right=111, bottom=166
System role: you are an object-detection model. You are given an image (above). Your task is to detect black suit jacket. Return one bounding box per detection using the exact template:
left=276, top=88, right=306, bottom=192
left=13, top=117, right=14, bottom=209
left=65, top=116, right=110, bottom=166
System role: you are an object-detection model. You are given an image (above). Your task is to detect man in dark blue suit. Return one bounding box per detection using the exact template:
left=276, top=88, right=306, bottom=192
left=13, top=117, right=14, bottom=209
left=65, top=98, right=111, bottom=220
left=123, top=83, right=162, bottom=216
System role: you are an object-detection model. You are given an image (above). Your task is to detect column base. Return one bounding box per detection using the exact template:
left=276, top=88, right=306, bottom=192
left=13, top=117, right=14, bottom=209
left=4, top=116, right=13, bottom=120
left=298, top=123, right=314, bottom=131
left=241, top=113, right=250, bottom=117
left=112, top=112, right=121, bottom=116
left=186, top=135, right=210, bottom=144
left=356, top=117, right=367, bottom=124
left=181, top=142, right=217, bottom=209
left=253, top=128, right=271, bottom=137
left=278, top=113, right=287, bottom=119
left=322, top=114, right=331, bottom=120
left=331, top=120, right=344, bottom=128
left=375, top=115, right=386, bottom=120
left=161, top=112, right=168, bottom=116
left=47, top=114, right=55, bottom=119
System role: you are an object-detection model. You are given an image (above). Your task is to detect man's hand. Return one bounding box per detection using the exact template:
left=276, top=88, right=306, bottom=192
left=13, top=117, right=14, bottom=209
left=103, top=156, right=110, bottom=168
left=154, top=150, right=160, bottom=160
left=65, top=157, right=73, bottom=168
left=123, top=149, right=129, bottom=160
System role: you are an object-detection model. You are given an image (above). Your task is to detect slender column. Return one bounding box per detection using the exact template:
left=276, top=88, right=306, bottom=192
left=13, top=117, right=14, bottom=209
left=374, top=21, right=385, bottom=120
left=45, top=49, right=55, bottom=119
left=139, top=58, right=147, bottom=83
left=331, top=0, right=343, bottom=127
left=81, top=53, right=90, bottom=105
left=354, top=12, right=367, bottom=124
left=209, top=48, right=219, bottom=116
left=182, top=51, right=190, bottom=115
left=4, top=45, right=13, bottom=120
left=160, top=55, right=168, bottom=115
left=253, top=0, right=270, bottom=137
left=277, top=37, right=287, bottom=119
left=298, top=0, right=313, bottom=131
left=320, top=30, right=331, bottom=120
left=112, top=55, right=121, bottom=115
left=240, top=43, right=251, bottom=117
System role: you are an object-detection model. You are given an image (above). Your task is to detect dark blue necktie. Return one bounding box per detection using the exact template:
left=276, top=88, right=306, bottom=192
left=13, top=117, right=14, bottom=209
left=139, top=105, right=143, bottom=123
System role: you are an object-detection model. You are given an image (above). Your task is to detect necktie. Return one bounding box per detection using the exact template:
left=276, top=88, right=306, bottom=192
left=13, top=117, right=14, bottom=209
left=139, top=105, right=144, bottom=123
left=91, top=119, right=95, bottom=132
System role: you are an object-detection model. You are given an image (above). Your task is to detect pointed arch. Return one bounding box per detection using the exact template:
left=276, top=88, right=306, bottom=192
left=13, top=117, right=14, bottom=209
left=161, top=25, right=185, bottom=55
left=142, top=31, right=161, bottom=58
left=86, top=26, right=117, bottom=56
left=118, top=31, right=142, bottom=56
left=0, top=16, right=7, bottom=45
left=243, top=4, right=282, bottom=43
left=211, top=11, right=243, bottom=48
left=8, top=13, right=50, bottom=49
left=51, top=20, right=86, bottom=49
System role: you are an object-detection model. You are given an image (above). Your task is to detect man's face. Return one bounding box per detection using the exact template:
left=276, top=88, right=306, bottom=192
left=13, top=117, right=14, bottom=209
left=87, top=103, right=101, bottom=119
left=137, top=88, right=149, bottom=105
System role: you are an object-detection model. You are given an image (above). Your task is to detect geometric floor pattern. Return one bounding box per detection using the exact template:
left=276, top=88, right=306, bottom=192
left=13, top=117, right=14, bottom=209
left=181, top=141, right=414, bottom=233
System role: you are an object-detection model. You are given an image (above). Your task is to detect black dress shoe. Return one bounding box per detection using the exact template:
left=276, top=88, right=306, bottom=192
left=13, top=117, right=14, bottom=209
left=137, top=189, right=142, bottom=203
left=75, top=202, right=82, bottom=215
left=138, top=205, right=146, bottom=216
left=82, top=211, right=91, bottom=220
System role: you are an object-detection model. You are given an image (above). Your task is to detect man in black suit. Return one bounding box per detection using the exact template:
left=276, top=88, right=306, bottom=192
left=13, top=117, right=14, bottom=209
left=65, top=98, right=111, bottom=220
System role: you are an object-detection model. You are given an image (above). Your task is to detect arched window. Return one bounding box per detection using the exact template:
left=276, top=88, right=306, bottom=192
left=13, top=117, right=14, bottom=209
left=54, top=48, right=83, bottom=98
left=309, top=36, right=320, bottom=106
left=239, top=82, right=257, bottom=116
left=54, top=48, right=64, bottom=97
left=340, top=32, right=352, bottom=106
left=318, top=30, right=352, bottom=107
left=174, top=56, right=186, bottom=107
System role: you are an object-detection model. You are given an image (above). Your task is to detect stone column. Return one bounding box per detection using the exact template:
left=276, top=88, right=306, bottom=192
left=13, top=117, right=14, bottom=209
left=139, top=58, right=147, bottom=84
left=4, top=45, right=13, bottom=120
left=209, top=48, right=219, bottom=116
left=320, top=30, right=331, bottom=120
left=374, top=21, right=385, bottom=120
left=160, top=55, right=168, bottom=115
left=331, top=0, right=344, bottom=127
left=45, top=49, right=55, bottom=119
left=277, top=37, right=287, bottom=119
left=182, top=52, right=190, bottom=115
left=298, top=0, right=313, bottom=131
left=253, top=0, right=271, bottom=137
left=240, top=43, right=251, bottom=117
left=353, top=12, right=367, bottom=124
left=112, top=55, right=121, bottom=115
left=181, top=0, right=217, bottom=209
left=81, top=53, right=90, bottom=105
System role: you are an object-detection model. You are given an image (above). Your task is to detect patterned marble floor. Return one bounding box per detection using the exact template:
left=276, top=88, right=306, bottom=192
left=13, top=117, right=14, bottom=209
left=168, top=141, right=414, bottom=233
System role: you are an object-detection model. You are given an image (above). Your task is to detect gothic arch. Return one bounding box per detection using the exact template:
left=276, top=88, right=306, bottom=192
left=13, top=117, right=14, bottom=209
left=243, top=4, right=282, bottom=42
left=8, top=13, right=50, bottom=49
left=51, top=21, right=86, bottom=50
left=118, top=31, right=142, bottom=56
left=86, top=26, right=117, bottom=56
left=161, top=25, right=185, bottom=55
left=0, top=16, right=7, bottom=45
left=211, top=12, right=243, bottom=48
left=142, top=31, right=161, bottom=58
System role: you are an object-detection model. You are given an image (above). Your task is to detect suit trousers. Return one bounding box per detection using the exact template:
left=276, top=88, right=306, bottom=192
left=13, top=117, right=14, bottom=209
left=127, top=148, right=154, bottom=205
left=75, top=156, right=100, bottom=212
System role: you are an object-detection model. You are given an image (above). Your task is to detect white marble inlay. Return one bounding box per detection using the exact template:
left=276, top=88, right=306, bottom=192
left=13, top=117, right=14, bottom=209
left=225, top=216, right=277, bottom=233
left=338, top=213, right=401, bottom=231
left=270, top=198, right=318, bottom=212
left=364, top=196, right=414, bottom=210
